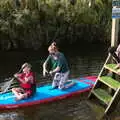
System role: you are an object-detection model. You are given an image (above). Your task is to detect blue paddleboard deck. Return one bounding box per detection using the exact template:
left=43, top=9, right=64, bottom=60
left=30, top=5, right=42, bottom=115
left=0, top=76, right=96, bottom=110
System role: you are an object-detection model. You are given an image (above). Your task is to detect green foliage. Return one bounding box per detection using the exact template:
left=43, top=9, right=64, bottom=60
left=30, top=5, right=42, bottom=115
left=0, top=0, right=112, bottom=50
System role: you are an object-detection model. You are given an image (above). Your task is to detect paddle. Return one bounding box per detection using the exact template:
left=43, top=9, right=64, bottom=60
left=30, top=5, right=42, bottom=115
left=0, top=67, right=23, bottom=94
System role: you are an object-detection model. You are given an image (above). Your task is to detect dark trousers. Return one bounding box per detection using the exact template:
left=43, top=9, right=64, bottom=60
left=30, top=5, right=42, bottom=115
left=108, top=46, right=120, bottom=63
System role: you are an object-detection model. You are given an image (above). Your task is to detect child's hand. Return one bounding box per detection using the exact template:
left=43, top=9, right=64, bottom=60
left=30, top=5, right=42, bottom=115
left=14, top=73, right=19, bottom=78
left=49, top=71, right=53, bottom=75
left=24, top=76, right=34, bottom=83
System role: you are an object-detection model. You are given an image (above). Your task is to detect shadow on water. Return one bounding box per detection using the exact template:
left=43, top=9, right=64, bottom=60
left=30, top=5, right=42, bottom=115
left=0, top=44, right=118, bottom=120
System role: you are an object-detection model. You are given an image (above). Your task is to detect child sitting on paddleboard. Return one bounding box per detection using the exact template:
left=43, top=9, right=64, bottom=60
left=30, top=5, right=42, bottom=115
left=12, top=63, right=36, bottom=100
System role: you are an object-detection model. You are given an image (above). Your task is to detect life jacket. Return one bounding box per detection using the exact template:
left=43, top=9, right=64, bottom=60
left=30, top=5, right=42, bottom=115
left=19, top=72, right=36, bottom=93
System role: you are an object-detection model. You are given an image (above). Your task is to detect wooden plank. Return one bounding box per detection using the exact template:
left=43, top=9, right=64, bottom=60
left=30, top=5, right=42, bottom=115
left=105, top=64, right=116, bottom=69
left=99, top=76, right=120, bottom=90
left=104, top=64, right=120, bottom=75
left=92, top=88, right=112, bottom=105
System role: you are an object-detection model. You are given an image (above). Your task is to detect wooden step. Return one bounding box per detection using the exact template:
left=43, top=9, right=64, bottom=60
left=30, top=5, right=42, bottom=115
left=99, top=76, right=120, bottom=90
left=104, top=64, right=120, bottom=74
left=92, top=88, right=112, bottom=105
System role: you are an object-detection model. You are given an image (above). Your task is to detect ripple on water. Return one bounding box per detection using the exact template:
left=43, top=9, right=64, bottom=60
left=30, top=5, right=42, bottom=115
left=0, top=112, right=24, bottom=120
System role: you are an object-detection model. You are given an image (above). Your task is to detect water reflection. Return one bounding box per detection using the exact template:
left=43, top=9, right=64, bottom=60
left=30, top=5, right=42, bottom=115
left=69, top=55, right=105, bottom=78
left=0, top=48, right=106, bottom=120
left=0, top=112, right=24, bottom=120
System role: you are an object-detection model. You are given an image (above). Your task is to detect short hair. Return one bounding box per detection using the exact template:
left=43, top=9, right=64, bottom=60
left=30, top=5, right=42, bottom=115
left=21, top=63, right=32, bottom=69
left=51, top=42, right=56, bottom=47
left=48, top=42, right=58, bottom=52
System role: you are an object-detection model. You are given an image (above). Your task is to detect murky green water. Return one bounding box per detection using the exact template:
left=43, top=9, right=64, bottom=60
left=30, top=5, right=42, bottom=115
left=0, top=46, right=112, bottom=120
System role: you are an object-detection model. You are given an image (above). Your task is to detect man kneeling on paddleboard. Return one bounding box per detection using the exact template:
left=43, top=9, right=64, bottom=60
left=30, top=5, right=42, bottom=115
left=43, top=42, right=74, bottom=90
left=12, top=63, right=36, bottom=100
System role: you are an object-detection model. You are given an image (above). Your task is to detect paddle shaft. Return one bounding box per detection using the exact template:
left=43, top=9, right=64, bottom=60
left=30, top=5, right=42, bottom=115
left=2, top=67, right=23, bottom=93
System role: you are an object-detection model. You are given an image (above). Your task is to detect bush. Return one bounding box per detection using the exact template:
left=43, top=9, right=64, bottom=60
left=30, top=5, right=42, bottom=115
left=0, top=0, right=112, bottom=50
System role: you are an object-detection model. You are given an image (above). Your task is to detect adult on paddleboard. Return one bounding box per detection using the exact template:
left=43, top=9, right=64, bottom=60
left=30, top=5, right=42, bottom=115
left=43, top=42, right=70, bottom=90
left=12, top=63, right=36, bottom=100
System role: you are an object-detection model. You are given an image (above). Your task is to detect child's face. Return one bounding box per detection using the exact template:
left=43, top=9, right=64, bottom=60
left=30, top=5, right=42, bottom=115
left=49, top=49, right=55, bottom=54
left=23, top=67, right=30, bottom=73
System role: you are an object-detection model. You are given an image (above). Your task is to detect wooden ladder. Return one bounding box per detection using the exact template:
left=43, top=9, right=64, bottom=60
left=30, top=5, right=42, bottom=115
left=88, top=54, right=120, bottom=115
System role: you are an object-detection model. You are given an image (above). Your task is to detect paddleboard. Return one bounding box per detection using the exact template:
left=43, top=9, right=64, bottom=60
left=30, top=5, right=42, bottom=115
left=0, top=76, right=97, bottom=110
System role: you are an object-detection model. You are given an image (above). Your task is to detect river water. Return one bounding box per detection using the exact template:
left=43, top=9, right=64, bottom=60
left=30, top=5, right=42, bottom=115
left=0, top=45, right=109, bottom=120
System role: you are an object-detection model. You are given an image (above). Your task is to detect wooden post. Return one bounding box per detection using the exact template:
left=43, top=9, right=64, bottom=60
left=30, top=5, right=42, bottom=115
left=111, top=18, right=119, bottom=47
